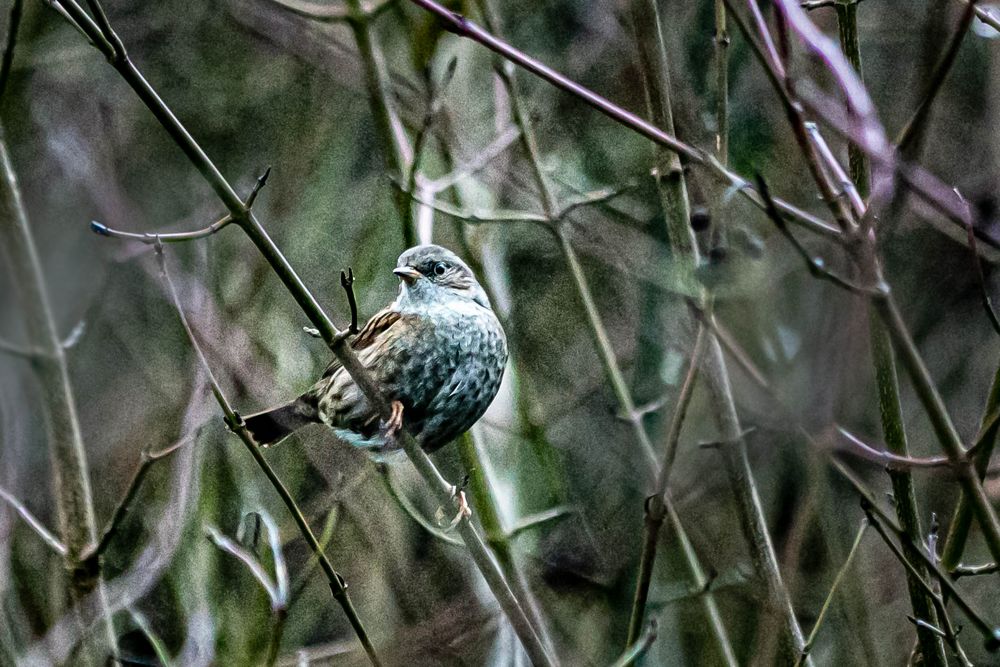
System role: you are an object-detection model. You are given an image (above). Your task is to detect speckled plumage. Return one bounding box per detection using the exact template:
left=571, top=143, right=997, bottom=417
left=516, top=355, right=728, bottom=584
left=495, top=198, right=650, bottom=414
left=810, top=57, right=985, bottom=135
left=244, top=245, right=507, bottom=454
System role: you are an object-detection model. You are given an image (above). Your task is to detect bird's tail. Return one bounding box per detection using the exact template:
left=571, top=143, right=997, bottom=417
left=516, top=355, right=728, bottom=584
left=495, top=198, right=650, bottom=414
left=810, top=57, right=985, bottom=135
left=243, top=399, right=317, bottom=447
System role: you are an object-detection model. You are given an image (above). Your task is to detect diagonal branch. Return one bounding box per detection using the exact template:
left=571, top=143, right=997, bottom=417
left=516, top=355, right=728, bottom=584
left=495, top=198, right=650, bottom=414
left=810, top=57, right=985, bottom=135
left=82, top=433, right=195, bottom=565
left=405, top=0, right=841, bottom=240
left=0, top=486, right=68, bottom=556
left=90, top=166, right=271, bottom=244
left=795, top=519, right=868, bottom=667
left=155, top=243, right=383, bottom=665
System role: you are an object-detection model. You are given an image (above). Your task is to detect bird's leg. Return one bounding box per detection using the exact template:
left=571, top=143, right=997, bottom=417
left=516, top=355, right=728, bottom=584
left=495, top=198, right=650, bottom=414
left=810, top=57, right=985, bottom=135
left=382, top=400, right=405, bottom=439
left=436, top=484, right=472, bottom=531
left=452, top=488, right=472, bottom=522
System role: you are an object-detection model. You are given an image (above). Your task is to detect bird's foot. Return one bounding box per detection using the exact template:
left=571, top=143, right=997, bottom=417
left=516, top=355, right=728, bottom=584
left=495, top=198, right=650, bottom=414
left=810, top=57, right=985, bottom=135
left=380, top=400, right=405, bottom=440
left=436, top=485, right=472, bottom=531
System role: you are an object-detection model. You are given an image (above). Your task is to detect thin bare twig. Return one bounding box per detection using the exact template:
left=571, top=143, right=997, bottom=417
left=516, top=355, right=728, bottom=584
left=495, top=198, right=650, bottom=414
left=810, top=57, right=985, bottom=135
left=90, top=167, right=271, bottom=244
left=206, top=512, right=290, bottom=666
left=954, top=562, right=1000, bottom=578
left=340, top=268, right=359, bottom=334
left=422, top=124, right=520, bottom=193
left=505, top=506, right=575, bottom=540
left=405, top=0, right=841, bottom=239
left=755, top=174, right=871, bottom=294
left=83, top=433, right=195, bottom=564
left=378, top=465, right=462, bottom=547
left=155, top=243, right=382, bottom=665
left=0, top=486, right=68, bottom=556
left=895, top=0, right=977, bottom=155
left=0, top=337, right=46, bottom=359
left=795, top=519, right=868, bottom=667
left=959, top=189, right=1000, bottom=336
left=609, top=620, right=658, bottom=667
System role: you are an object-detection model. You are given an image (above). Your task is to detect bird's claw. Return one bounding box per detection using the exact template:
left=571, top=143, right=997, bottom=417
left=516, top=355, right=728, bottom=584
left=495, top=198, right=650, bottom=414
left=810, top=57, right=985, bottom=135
left=449, top=487, right=472, bottom=529
left=381, top=400, right=405, bottom=440
left=436, top=486, right=472, bottom=531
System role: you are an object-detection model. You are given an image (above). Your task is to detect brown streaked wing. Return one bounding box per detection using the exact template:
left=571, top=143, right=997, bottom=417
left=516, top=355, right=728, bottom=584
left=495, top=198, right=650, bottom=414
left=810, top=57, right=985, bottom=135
left=320, top=308, right=404, bottom=379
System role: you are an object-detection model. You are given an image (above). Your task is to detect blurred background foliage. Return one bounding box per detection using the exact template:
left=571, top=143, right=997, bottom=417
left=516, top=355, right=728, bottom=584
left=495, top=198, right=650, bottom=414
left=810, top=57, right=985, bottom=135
left=1, top=0, right=999, bottom=664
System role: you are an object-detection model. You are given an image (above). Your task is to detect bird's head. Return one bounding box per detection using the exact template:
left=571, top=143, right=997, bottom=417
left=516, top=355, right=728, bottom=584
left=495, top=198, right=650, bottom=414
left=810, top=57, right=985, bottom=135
left=393, top=244, right=491, bottom=309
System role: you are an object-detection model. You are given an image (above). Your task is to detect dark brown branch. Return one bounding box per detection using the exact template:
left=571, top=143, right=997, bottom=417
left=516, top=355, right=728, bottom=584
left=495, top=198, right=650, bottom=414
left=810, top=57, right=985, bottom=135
left=754, top=174, right=871, bottom=294
left=82, top=432, right=195, bottom=565
left=340, top=268, right=359, bottom=334
left=954, top=562, right=1000, bottom=579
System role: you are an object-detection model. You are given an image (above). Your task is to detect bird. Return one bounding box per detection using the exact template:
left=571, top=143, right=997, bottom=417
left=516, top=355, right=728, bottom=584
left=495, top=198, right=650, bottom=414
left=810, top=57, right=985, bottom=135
left=244, top=244, right=508, bottom=457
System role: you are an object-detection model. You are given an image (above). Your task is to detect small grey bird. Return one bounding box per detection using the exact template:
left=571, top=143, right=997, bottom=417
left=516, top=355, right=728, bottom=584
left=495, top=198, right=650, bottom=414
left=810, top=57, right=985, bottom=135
left=244, top=244, right=507, bottom=455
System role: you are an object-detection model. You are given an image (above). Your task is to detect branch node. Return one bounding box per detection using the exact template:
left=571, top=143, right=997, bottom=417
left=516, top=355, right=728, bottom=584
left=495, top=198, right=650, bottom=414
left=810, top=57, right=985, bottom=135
left=245, top=166, right=272, bottom=210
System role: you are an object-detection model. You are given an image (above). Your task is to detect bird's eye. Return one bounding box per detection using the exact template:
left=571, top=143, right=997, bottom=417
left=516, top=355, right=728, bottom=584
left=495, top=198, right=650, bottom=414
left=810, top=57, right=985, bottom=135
left=433, top=262, right=448, bottom=276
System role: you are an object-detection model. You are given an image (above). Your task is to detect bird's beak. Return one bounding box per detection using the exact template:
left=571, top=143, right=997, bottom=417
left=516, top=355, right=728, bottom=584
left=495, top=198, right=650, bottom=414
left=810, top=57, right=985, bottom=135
left=393, top=266, right=421, bottom=285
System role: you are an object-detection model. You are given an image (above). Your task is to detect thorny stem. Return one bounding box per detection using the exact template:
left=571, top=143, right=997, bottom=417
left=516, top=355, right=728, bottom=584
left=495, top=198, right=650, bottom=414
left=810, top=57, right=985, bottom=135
left=874, top=292, right=1000, bottom=576
left=837, top=470, right=1000, bottom=648
left=869, top=313, right=948, bottom=665
left=56, top=1, right=552, bottom=662
left=863, top=509, right=972, bottom=663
